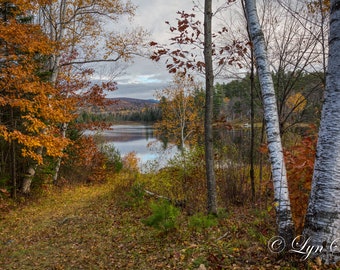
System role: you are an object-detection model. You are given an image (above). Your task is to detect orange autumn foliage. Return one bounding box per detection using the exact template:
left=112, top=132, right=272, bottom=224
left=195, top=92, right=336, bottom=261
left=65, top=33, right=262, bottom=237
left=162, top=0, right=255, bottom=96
left=0, top=0, right=72, bottom=164
left=285, top=127, right=317, bottom=233
left=258, top=127, right=317, bottom=233
left=62, top=136, right=107, bottom=183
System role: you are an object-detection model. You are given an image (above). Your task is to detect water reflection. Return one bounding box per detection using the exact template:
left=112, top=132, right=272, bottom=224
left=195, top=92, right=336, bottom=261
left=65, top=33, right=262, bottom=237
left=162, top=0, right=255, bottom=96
left=99, top=125, right=155, bottom=142
left=87, top=124, right=254, bottom=171
left=96, top=124, right=178, bottom=170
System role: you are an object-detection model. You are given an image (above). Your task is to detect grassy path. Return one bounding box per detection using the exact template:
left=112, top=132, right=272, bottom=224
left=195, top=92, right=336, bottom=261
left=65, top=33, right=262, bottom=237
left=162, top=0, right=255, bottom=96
left=1, top=184, right=119, bottom=269
left=0, top=178, right=337, bottom=269
left=1, top=181, right=192, bottom=269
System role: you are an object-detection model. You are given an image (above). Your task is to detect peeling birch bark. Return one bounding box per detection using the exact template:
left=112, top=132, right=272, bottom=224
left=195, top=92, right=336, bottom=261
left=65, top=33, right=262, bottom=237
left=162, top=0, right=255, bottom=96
left=244, top=0, right=294, bottom=242
left=303, top=0, right=340, bottom=263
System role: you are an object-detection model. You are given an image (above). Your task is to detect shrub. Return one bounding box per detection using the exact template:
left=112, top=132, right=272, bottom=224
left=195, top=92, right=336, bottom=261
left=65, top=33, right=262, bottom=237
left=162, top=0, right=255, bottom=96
left=166, top=146, right=207, bottom=214
left=61, top=135, right=108, bottom=184
left=121, top=182, right=146, bottom=208
left=188, top=212, right=218, bottom=230
left=285, top=128, right=317, bottom=233
left=100, top=144, right=123, bottom=173
left=143, top=200, right=180, bottom=232
left=122, top=152, right=140, bottom=172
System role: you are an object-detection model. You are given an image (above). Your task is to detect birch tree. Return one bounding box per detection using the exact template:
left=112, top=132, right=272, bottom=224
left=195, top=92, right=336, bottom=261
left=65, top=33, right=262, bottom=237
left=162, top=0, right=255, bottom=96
left=303, top=0, right=340, bottom=263
left=244, top=0, right=294, bottom=242
left=17, top=0, right=147, bottom=191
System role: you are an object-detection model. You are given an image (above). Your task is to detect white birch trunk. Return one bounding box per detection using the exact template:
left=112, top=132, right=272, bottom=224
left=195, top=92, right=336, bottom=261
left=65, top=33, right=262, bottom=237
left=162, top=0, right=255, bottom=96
left=244, top=0, right=294, bottom=241
left=52, top=122, right=68, bottom=185
left=49, top=0, right=68, bottom=185
left=21, top=1, right=67, bottom=193
left=21, top=146, right=43, bottom=194
left=303, top=0, right=340, bottom=263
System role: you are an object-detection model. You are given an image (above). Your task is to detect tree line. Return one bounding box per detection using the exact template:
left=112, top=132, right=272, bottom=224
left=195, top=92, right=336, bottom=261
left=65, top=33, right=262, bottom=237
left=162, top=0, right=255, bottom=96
left=78, top=68, right=323, bottom=134
left=77, top=106, right=162, bottom=123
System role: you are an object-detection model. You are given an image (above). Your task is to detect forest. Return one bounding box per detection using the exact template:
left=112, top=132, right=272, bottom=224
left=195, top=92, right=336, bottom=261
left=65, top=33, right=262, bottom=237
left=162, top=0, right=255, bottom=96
left=1, top=0, right=339, bottom=269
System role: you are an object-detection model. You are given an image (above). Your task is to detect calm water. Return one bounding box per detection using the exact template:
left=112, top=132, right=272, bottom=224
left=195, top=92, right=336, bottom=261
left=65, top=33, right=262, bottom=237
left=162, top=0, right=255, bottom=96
left=89, top=124, right=252, bottom=171
left=97, top=124, right=178, bottom=170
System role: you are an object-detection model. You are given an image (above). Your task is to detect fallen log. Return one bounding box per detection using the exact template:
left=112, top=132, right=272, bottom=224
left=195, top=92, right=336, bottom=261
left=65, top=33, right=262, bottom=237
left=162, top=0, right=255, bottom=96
left=144, top=189, right=186, bottom=208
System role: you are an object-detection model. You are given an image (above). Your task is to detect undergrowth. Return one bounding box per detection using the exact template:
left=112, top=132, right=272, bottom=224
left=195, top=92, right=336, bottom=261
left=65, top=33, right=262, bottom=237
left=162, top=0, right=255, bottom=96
left=188, top=213, right=218, bottom=231
left=0, top=177, right=338, bottom=269
left=143, top=200, right=180, bottom=232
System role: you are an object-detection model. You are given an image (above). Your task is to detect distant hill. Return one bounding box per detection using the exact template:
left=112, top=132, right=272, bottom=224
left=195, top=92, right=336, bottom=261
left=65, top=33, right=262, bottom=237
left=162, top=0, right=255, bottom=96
left=81, top=97, right=159, bottom=114
left=106, top=98, right=159, bottom=111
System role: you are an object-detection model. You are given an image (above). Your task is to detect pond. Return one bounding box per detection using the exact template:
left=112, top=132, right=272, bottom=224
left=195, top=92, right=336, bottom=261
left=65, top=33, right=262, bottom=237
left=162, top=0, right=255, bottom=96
left=87, top=123, right=253, bottom=171
left=93, top=124, right=179, bottom=171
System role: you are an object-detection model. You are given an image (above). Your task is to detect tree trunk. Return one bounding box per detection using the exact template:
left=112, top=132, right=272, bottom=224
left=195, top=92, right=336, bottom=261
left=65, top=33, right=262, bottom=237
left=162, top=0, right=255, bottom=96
left=204, top=0, right=217, bottom=215
left=52, top=122, right=68, bottom=185
left=10, top=108, right=17, bottom=199
left=21, top=166, right=37, bottom=194
left=249, top=46, right=256, bottom=204
left=24, top=1, right=67, bottom=190
left=303, top=0, right=340, bottom=263
left=242, top=0, right=256, bottom=204
left=21, top=146, right=43, bottom=194
left=244, top=0, right=294, bottom=241
left=10, top=141, right=16, bottom=199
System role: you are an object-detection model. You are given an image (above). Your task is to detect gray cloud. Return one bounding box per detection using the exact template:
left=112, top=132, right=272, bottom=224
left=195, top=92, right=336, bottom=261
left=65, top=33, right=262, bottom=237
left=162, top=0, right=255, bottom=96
left=108, top=56, right=172, bottom=99
left=96, top=1, right=243, bottom=100
left=111, top=82, right=165, bottom=100
left=108, top=0, right=199, bottom=99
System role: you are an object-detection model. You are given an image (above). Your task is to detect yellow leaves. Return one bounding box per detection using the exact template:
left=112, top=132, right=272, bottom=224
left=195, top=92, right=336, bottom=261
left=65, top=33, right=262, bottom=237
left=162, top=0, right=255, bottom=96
left=40, top=134, right=70, bottom=158
left=10, top=130, right=42, bottom=148
left=0, top=123, right=70, bottom=163
left=22, top=149, right=44, bottom=164
left=22, top=115, right=47, bottom=133
left=9, top=98, right=33, bottom=112
left=122, top=152, right=140, bottom=172
left=286, top=92, right=307, bottom=113
left=155, top=74, right=204, bottom=147
left=0, top=125, right=9, bottom=141
left=273, top=201, right=279, bottom=209
left=4, top=128, right=70, bottom=163
left=307, top=0, right=330, bottom=14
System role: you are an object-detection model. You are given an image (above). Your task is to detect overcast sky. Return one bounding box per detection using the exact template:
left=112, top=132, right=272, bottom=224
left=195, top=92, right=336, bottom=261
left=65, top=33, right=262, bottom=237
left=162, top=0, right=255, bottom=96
left=107, top=0, right=201, bottom=100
